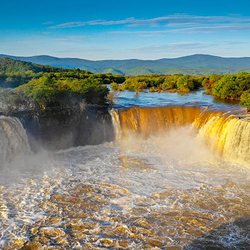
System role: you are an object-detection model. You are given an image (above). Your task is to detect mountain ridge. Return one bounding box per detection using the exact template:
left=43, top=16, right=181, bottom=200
left=1, top=54, right=250, bottom=75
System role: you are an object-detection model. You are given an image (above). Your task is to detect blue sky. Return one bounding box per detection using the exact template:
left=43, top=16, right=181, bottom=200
left=1, top=0, right=250, bottom=59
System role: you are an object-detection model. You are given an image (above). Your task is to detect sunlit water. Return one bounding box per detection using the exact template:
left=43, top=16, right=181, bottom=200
left=112, top=89, right=242, bottom=111
left=0, top=91, right=250, bottom=249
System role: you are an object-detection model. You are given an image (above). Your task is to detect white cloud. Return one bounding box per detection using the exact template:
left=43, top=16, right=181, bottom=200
left=111, top=22, right=250, bottom=35
left=50, top=14, right=250, bottom=33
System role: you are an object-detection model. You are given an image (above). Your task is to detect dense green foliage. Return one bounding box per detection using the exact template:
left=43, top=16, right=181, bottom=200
left=202, top=72, right=250, bottom=101
left=0, top=58, right=125, bottom=88
left=0, top=72, right=111, bottom=113
left=1, top=57, right=250, bottom=111
left=212, top=72, right=250, bottom=100
left=16, top=73, right=109, bottom=107
left=0, top=58, right=126, bottom=113
left=0, top=57, right=69, bottom=88
left=111, top=74, right=203, bottom=93
left=110, top=72, right=250, bottom=109
left=201, top=72, right=250, bottom=109
left=0, top=57, right=63, bottom=74
left=240, top=90, right=250, bottom=109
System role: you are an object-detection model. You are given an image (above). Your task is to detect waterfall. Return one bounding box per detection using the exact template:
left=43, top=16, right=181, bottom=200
left=0, top=116, right=31, bottom=164
left=2, top=107, right=250, bottom=167
left=111, top=106, right=250, bottom=166
left=111, top=106, right=203, bottom=139
left=110, top=109, right=123, bottom=142
left=198, top=114, right=250, bottom=165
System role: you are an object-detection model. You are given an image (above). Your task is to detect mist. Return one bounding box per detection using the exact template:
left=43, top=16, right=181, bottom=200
left=119, top=126, right=218, bottom=161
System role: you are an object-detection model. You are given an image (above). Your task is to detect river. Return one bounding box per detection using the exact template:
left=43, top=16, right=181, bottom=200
left=0, top=90, right=249, bottom=249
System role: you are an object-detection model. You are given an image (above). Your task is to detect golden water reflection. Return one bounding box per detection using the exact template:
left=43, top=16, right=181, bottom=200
left=1, top=148, right=250, bottom=249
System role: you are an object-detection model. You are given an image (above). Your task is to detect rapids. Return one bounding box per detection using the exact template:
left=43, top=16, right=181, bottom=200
left=0, top=91, right=250, bottom=249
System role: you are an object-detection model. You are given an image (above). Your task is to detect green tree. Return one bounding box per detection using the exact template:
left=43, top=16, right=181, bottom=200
left=177, top=75, right=195, bottom=91
left=211, top=73, right=250, bottom=100
left=110, top=82, right=119, bottom=91
left=240, top=90, right=250, bottom=109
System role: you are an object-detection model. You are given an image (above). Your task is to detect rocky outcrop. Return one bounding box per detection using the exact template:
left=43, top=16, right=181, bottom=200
left=10, top=105, right=114, bottom=150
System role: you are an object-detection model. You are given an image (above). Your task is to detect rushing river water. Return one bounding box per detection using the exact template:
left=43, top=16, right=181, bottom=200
left=0, top=91, right=250, bottom=249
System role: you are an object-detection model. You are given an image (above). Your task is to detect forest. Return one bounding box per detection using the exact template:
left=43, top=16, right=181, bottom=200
left=0, top=57, right=69, bottom=88
left=111, top=74, right=202, bottom=93
left=1, top=57, right=250, bottom=113
left=0, top=58, right=125, bottom=88
left=0, top=58, right=125, bottom=113
left=111, top=72, right=250, bottom=108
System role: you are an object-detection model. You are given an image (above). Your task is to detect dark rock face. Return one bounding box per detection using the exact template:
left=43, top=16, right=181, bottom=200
left=11, top=106, right=114, bottom=150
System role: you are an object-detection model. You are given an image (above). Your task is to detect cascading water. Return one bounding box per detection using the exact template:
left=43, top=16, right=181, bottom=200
left=0, top=116, right=30, bottom=165
left=112, top=106, right=250, bottom=167
left=198, top=114, right=250, bottom=165
left=1, top=104, right=250, bottom=249
left=111, top=106, right=203, bottom=139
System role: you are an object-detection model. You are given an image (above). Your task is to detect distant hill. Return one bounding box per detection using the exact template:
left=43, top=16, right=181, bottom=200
left=0, top=57, right=88, bottom=88
left=0, top=57, right=125, bottom=88
left=0, top=57, right=67, bottom=75
left=1, top=54, right=250, bottom=75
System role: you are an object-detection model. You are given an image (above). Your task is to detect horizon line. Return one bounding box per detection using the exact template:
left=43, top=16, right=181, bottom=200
left=2, top=53, right=250, bottom=61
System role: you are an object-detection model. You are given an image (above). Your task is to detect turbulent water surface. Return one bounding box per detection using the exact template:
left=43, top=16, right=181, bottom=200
left=0, top=91, right=250, bottom=249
